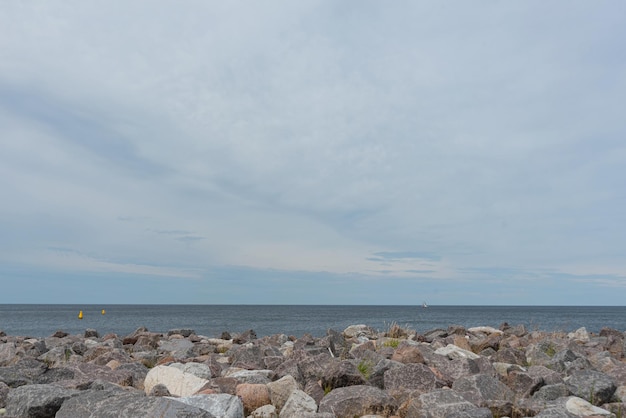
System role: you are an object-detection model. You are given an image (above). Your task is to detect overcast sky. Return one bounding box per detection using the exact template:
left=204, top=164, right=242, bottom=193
left=1, top=1, right=625, bottom=305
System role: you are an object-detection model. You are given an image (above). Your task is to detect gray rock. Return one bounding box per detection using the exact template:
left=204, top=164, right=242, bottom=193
left=533, top=383, right=571, bottom=401
left=279, top=389, right=317, bottom=418
left=0, top=381, right=9, bottom=408
left=84, top=328, right=99, bottom=338
left=56, top=387, right=214, bottom=418
left=230, top=345, right=264, bottom=369
left=452, top=373, right=515, bottom=416
left=158, top=339, right=194, bottom=359
left=384, top=362, right=436, bottom=391
left=6, top=383, right=80, bottom=418
left=318, top=385, right=397, bottom=417
left=170, top=394, right=244, bottom=418
left=167, top=329, right=195, bottom=337
left=444, top=407, right=493, bottom=418
left=565, top=369, right=617, bottom=405
left=343, top=324, right=377, bottom=339
left=506, top=369, right=545, bottom=398
left=0, top=358, right=47, bottom=387
left=406, top=388, right=480, bottom=418
left=170, top=362, right=212, bottom=379
left=321, top=359, right=366, bottom=390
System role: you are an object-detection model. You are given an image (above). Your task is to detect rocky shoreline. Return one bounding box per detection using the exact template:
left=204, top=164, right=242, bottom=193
left=0, top=322, right=625, bottom=417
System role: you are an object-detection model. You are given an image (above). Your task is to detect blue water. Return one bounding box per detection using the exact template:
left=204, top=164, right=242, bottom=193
left=0, top=305, right=624, bottom=339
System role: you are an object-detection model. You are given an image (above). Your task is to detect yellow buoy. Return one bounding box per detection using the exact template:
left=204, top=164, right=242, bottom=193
left=78, top=310, right=83, bottom=320
left=101, top=309, right=106, bottom=315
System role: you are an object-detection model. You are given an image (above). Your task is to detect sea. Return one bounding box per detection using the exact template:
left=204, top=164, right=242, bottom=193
left=1, top=305, right=625, bottom=339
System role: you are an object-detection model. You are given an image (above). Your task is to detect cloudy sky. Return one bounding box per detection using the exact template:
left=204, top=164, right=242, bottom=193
left=1, top=1, right=624, bottom=305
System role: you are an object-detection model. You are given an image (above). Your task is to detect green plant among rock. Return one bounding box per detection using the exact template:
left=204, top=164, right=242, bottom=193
left=383, top=338, right=400, bottom=349
left=357, top=360, right=373, bottom=380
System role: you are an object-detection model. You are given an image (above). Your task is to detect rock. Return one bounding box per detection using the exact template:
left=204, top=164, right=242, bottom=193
left=568, top=327, right=590, bottom=343
left=565, top=369, right=617, bottom=405
left=223, top=368, right=272, bottom=384
left=0, top=381, right=8, bottom=408
left=235, top=383, right=271, bottom=415
left=532, top=383, right=571, bottom=401
left=169, top=362, right=212, bottom=379
left=435, top=344, right=481, bottom=360
left=320, top=359, right=366, bottom=390
left=506, top=369, right=545, bottom=398
left=0, top=357, right=48, bottom=387
left=144, top=364, right=210, bottom=397
left=343, top=324, right=377, bottom=339
left=231, top=345, right=264, bottom=369
left=279, top=389, right=317, bottom=417
left=57, top=386, right=215, bottom=417
left=250, top=404, right=278, bottom=418
left=167, top=329, right=195, bottom=338
left=406, top=388, right=481, bottom=418
left=170, top=393, right=244, bottom=418
left=319, top=385, right=398, bottom=417
left=6, top=383, right=80, bottom=418
left=233, top=329, right=257, bottom=344
left=533, top=396, right=615, bottom=417
left=37, top=362, right=133, bottom=389
left=158, top=339, right=194, bottom=359
left=267, top=374, right=299, bottom=413
left=149, top=383, right=171, bottom=396
left=384, top=362, right=436, bottom=392
left=390, top=341, right=425, bottom=364
left=452, top=373, right=515, bottom=416
left=84, top=329, right=99, bottom=338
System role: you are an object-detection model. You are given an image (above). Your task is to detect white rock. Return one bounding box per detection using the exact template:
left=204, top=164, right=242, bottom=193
left=144, top=365, right=210, bottom=397
left=434, top=344, right=481, bottom=360
left=568, top=327, right=590, bottom=343
left=565, top=396, right=613, bottom=416
left=468, top=326, right=503, bottom=335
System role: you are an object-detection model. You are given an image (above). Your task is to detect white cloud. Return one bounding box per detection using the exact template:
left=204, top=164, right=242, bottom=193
left=1, top=1, right=625, bottom=303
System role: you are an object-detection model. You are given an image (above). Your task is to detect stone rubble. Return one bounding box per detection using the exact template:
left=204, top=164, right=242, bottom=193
left=0, top=323, right=624, bottom=417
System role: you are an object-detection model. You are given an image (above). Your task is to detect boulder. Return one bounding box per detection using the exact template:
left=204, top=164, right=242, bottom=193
left=384, top=362, right=436, bottom=392
left=170, top=393, right=244, bottom=418
left=318, top=385, right=397, bottom=417
left=532, top=383, right=571, bottom=401
left=565, top=369, right=617, bottom=405
left=279, top=389, right=317, bottom=417
left=236, top=383, right=271, bottom=415
left=267, top=374, right=299, bottom=412
left=6, top=383, right=80, bottom=418
left=144, top=364, right=210, bottom=397
left=169, top=362, right=212, bottom=379
left=223, top=368, right=272, bottom=384
left=406, top=388, right=482, bottom=418
left=452, top=373, right=515, bottom=416
left=435, top=344, right=481, bottom=360
left=532, top=396, right=615, bottom=417
left=390, top=341, right=425, bottom=364
left=0, top=381, right=8, bottom=408
left=0, top=357, right=48, bottom=387
left=343, top=324, right=376, bottom=339
left=56, top=386, right=215, bottom=417
left=250, top=404, right=278, bottom=418
left=320, top=359, right=366, bottom=390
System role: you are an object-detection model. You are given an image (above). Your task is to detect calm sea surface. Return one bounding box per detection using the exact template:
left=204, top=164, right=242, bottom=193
left=1, top=305, right=624, bottom=339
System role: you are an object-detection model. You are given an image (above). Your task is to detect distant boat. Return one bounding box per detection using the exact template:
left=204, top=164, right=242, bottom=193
left=422, top=302, right=428, bottom=308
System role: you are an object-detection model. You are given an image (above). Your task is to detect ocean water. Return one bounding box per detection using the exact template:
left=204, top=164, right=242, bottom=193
left=1, top=305, right=624, bottom=339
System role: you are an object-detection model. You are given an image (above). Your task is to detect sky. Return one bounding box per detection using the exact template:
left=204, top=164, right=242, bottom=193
left=1, top=1, right=625, bottom=305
